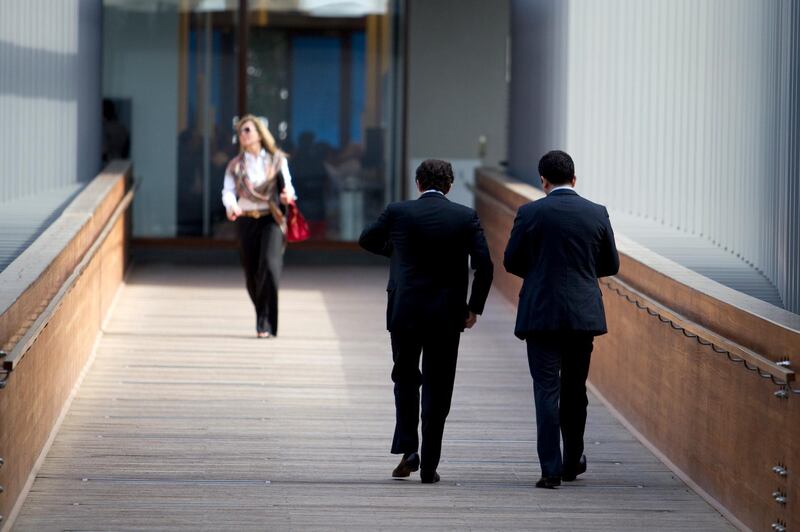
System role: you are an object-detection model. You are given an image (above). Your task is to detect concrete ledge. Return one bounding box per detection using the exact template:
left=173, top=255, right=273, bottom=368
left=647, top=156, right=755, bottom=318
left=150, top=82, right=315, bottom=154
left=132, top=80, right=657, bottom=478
left=0, top=161, right=132, bottom=528
left=475, top=167, right=799, bottom=532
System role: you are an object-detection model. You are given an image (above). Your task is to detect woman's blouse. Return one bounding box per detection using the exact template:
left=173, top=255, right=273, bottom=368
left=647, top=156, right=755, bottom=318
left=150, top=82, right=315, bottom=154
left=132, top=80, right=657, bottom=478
left=221, top=149, right=296, bottom=213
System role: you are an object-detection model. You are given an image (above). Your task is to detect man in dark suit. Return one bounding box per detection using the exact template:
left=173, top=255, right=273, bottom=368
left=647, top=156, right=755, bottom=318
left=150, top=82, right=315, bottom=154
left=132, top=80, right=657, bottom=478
left=503, top=150, right=619, bottom=489
left=359, top=159, right=493, bottom=483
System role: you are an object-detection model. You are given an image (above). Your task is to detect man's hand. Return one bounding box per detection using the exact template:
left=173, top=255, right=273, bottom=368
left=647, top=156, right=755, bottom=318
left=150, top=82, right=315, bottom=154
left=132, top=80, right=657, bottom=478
left=464, top=311, right=478, bottom=329
left=279, top=191, right=290, bottom=205
left=227, top=205, right=243, bottom=221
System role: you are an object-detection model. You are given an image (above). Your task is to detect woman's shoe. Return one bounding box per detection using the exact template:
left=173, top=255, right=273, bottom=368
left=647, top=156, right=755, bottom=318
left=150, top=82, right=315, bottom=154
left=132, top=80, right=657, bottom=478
left=256, top=331, right=272, bottom=338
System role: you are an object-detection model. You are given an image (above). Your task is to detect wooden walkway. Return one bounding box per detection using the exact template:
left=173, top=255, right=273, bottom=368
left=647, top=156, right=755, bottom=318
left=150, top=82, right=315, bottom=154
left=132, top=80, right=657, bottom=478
left=13, top=264, right=733, bottom=531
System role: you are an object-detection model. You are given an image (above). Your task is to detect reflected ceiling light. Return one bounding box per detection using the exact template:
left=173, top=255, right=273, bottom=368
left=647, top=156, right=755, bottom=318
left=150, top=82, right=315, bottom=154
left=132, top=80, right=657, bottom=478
left=193, top=0, right=237, bottom=12
left=103, top=0, right=238, bottom=13
left=104, top=0, right=386, bottom=15
left=298, top=0, right=387, bottom=17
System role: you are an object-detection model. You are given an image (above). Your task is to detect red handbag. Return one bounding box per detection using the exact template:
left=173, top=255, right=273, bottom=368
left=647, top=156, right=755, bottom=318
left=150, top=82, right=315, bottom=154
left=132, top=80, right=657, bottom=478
left=286, top=201, right=310, bottom=242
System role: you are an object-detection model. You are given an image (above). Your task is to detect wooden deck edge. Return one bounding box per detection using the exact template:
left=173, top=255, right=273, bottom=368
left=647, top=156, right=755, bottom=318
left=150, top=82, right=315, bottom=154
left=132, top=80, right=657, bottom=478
left=475, top=167, right=798, bottom=531
left=586, top=382, right=749, bottom=532
left=1, top=260, right=132, bottom=532
left=0, top=162, right=133, bottom=527
left=1, top=331, right=103, bottom=532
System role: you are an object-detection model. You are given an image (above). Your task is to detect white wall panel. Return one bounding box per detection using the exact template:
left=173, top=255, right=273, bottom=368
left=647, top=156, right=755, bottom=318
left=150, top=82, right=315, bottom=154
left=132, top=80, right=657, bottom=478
left=102, top=5, right=179, bottom=237
left=0, top=0, right=102, bottom=203
left=510, top=0, right=799, bottom=313
left=407, top=0, right=509, bottom=172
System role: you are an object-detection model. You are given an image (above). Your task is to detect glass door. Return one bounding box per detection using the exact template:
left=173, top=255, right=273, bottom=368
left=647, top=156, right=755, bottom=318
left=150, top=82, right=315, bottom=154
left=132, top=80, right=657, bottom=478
left=176, top=4, right=240, bottom=238
left=103, top=0, right=402, bottom=241
left=245, top=5, right=401, bottom=241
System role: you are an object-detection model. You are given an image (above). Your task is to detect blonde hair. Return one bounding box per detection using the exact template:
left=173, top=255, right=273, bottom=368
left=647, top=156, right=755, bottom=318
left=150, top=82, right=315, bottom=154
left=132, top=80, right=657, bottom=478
left=236, top=114, right=282, bottom=156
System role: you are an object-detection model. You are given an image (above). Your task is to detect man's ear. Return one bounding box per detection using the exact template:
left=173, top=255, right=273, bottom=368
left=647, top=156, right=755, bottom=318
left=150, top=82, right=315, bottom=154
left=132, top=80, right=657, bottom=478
left=571, top=175, right=577, bottom=187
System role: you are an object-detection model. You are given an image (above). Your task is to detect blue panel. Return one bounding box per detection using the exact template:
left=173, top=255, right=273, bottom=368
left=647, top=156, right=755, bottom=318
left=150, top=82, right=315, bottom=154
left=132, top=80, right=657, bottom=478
left=212, top=30, right=222, bottom=126
left=290, top=36, right=341, bottom=146
left=187, top=29, right=197, bottom=128
left=350, top=32, right=366, bottom=143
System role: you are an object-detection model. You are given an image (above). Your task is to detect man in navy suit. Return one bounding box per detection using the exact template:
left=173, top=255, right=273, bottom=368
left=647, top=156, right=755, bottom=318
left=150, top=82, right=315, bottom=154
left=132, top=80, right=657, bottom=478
left=504, top=150, right=619, bottom=489
left=359, top=159, right=493, bottom=483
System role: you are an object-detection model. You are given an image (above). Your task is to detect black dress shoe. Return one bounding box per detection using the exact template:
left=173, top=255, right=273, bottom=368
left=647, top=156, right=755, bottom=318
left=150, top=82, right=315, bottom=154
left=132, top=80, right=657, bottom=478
left=535, top=476, right=561, bottom=489
left=420, top=470, right=440, bottom=484
left=392, top=452, right=420, bottom=478
left=562, top=455, right=587, bottom=482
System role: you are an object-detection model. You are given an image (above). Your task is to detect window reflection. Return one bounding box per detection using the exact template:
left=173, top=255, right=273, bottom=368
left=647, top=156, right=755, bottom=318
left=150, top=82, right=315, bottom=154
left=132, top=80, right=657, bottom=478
left=103, top=1, right=400, bottom=241
left=246, top=10, right=397, bottom=241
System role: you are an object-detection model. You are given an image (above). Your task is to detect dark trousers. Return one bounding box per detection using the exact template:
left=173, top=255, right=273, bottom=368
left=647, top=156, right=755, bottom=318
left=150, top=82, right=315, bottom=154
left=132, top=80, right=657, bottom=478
left=525, top=333, right=594, bottom=477
left=236, top=217, right=284, bottom=335
left=390, top=330, right=460, bottom=473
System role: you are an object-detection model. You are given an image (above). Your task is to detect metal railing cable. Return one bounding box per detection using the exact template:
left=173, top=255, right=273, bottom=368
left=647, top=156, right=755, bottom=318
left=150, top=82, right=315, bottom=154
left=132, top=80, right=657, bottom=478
left=0, top=187, right=134, bottom=389
left=600, top=277, right=798, bottom=396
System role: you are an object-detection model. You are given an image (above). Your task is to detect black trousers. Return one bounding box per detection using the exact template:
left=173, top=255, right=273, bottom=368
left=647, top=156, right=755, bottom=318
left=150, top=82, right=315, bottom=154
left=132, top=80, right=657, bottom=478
left=525, top=333, right=594, bottom=478
left=390, top=330, right=460, bottom=473
left=236, top=217, right=284, bottom=335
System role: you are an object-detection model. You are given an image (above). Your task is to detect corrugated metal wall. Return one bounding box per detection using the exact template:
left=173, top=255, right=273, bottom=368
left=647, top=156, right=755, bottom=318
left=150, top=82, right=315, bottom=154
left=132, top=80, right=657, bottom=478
left=0, top=0, right=102, bottom=203
left=775, top=0, right=800, bottom=315
left=509, top=0, right=800, bottom=314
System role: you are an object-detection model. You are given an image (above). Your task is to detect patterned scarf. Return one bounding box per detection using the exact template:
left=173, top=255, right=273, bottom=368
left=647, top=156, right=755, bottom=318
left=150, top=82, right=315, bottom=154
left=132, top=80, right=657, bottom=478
left=231, top=151, right=283, bottom=204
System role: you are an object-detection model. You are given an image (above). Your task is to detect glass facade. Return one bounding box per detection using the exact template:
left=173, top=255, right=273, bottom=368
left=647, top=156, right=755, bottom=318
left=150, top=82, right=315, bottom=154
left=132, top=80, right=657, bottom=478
left=103, top=0, right=403, bottom=241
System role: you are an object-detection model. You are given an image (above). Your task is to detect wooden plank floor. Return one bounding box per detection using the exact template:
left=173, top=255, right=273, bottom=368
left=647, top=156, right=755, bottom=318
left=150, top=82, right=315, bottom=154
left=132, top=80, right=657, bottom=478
left=13, top=264, right=733, bottom=531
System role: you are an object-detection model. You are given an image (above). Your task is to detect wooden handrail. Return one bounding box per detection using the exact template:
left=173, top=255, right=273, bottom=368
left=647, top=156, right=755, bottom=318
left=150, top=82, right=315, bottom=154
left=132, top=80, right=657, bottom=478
left=602, top=276, right=795, bottom=384
left=0, top=187, right=133, bottom=380
left=475, top=167, right=800, bottom=365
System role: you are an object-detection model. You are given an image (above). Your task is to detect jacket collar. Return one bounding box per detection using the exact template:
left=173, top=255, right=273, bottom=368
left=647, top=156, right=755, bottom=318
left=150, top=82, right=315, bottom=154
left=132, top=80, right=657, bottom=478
left=548, top=188, right=578, bottom=196
left=419, top=190, right=448, bottom=200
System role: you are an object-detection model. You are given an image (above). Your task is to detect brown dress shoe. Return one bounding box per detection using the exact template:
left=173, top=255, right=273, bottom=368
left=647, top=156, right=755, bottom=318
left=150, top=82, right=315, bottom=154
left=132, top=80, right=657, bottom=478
left=392, top=452, right=420, bottom=478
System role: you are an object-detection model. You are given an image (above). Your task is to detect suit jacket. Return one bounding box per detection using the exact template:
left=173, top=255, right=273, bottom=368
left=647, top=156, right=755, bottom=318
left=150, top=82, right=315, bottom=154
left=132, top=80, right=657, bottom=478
left=359, top=192, right=494, bottom=333
left=503, top=188, right=619, bottom=339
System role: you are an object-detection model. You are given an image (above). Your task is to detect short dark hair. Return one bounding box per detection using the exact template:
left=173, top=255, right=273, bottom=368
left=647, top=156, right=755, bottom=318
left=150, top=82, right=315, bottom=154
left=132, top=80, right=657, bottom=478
left=415, top=159, right=454, bottom=193
left=538, top=150, right=575, bottom=185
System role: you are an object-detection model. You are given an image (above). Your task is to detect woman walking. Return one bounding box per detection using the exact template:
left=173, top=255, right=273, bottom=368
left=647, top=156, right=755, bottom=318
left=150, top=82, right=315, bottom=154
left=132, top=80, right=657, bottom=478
left=221, top=115, right=295, bottom=338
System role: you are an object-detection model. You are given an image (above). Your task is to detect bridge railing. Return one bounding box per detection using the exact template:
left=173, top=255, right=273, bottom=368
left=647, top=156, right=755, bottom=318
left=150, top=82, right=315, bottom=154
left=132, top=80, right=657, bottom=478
left=0, top=161, right=133, bottom=529
left=475, top=167, right=799, bottom=532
